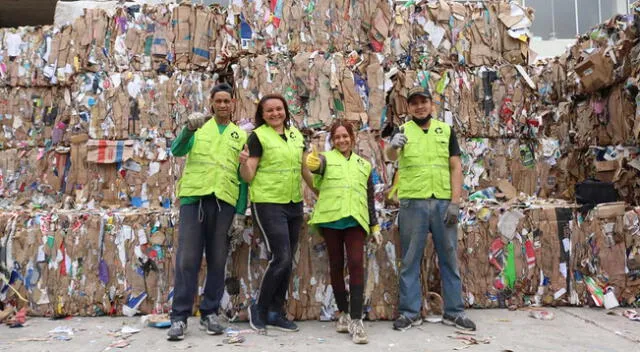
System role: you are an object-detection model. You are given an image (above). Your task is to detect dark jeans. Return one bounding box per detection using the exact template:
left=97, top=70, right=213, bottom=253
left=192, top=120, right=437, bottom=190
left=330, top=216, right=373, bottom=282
left=252, top=202, right=303, bottom=314
left=170, top=195, right=235, bottom=322
left=321, top=226, right=366, bottom=319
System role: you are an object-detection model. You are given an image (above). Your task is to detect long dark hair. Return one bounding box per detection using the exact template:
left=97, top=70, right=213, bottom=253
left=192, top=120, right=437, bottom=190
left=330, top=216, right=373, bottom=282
left=254, top=94, right=292, bottom=128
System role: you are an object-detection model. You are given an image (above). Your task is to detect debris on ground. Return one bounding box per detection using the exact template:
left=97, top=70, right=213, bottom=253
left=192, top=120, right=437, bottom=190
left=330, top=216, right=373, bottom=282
left=223, top=336, right=245, bottom=344
left=0, top=306, right=15, bottom=323
left=448, top=331, right=493, bottom=350
left=108, top=339, right=131, bottom=348
left=623, top=310, right=640, bottom=322
left=108, top=325, right=141, bottom=338
left=529, top=310, right=556, bottom=320
left=5, top=307, right=27, bottom=327
left=141, top=313, right=171, bottom=328
left=48, top=326, right=76, bottom=341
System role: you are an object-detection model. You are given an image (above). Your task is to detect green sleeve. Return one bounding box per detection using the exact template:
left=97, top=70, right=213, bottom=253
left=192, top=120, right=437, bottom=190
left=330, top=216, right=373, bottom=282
left=312, top=174, right=324, bottom=190
left=171, top=127, right=195, bottom=157
left=235, top=169, right=249, bottom=215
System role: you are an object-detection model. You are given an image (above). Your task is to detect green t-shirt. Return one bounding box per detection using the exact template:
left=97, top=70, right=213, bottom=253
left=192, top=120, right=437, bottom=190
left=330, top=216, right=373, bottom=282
left=319, top=216, right=360, bottom=230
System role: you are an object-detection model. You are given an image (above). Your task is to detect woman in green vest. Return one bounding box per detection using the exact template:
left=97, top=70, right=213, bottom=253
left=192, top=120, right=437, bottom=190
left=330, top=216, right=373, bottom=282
left=305, top=119, right=382, bottom=344
left=239, top=94, right=314, bottom=334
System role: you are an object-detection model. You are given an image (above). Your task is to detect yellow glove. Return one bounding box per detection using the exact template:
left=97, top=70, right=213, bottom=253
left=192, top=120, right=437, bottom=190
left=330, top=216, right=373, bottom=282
left=370, top=224, right=382, bottom=247
left=305, top=145, right=321, bottom=171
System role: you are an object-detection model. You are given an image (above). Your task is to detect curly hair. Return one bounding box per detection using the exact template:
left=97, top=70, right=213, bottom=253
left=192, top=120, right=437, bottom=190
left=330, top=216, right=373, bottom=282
left=329, top=119, right=356, bottom=147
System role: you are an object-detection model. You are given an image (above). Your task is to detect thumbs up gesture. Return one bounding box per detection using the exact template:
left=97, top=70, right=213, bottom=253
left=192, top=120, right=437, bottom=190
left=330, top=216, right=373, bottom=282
left=239, top=144, right=250, bottom=165
left=187, top=112, right=206, bottom=131
left=390, top=126, right=407, bottom=149
left=305, top=145, right=321, bottom=172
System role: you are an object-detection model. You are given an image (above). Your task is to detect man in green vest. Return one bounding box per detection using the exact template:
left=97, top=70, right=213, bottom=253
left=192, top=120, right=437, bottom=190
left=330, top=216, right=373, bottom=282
left=386, top=87, right=475, bottom=332
left=167, top=83, right=248, bottom=341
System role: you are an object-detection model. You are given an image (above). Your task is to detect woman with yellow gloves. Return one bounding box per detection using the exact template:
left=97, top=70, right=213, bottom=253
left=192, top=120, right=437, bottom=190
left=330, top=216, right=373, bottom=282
left=305, top=119, right=382, bottom=344
left=239, top=94, right=315, bottom=334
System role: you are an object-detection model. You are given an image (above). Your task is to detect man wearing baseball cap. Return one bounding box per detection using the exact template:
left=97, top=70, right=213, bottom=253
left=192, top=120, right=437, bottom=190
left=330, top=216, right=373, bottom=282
left=385, top=86, right=475, bottom=332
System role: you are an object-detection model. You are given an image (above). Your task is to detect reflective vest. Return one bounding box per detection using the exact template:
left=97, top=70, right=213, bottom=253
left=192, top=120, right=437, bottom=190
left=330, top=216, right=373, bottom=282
left=177, top=117, right=247, bottom=206
left=309, top=149, right=372, bottom=233
left=249, top=125, right=304, bottom=204
left=398, top=119, right=452, bottom=199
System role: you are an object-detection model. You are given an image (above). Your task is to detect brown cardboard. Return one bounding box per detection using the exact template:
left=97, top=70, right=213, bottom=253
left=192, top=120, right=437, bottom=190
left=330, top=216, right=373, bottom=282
left=496, top=179, right=518, bottom=200
left=574, top=49, right=615, bottom=93
left=594, top=160, right=621, bottom=183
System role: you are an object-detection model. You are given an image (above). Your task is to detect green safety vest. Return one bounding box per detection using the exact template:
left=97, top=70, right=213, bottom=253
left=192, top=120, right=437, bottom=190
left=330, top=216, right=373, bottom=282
left=398, top=119, right=452, bottom=200
left=249, top=125, right=304, bottom=204
left=177, top=117, right=247, bottom=206
left=309, top=149, right=372, bottom=233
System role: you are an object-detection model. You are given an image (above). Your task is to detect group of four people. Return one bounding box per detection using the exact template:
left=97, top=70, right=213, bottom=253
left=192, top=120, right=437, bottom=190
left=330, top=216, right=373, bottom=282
left=166, top=83, right=476, bottom=344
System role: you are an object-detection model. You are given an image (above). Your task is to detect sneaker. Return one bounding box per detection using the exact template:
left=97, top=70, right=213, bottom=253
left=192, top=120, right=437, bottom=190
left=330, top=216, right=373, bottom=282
left=392, top=314, right=423, bottom=331
left=336, top=312, right=351, bottom=333
left=267, top=311, right=299, bottom=332
left=200, top=313, right=225, bottom=335
left=442, top=313, right=476, bottom=331
left=167, top=320, right=187, bottom=341
left=349, top=319, right=368, bottom=344
left=248, top=304, right=267, bottom=334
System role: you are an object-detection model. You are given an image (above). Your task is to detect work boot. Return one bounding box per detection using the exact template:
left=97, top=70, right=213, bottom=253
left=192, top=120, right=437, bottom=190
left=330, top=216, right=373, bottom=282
left=392, top=314, right=422, bottom=331
left=349, top=319, right=368, bottom=344
left=442, top=313, right=476, bottom=331
left=167, top=320, right=187, bottom=341
left=200, top=313, right=225, bottom=335
left=336, top=312, right=351, bottom=333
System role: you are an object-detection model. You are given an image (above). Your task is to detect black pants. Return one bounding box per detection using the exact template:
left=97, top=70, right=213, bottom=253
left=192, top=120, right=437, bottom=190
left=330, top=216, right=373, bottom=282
left=170, top=195, right=235, bottom=322
left=252, top=202, right=303, bottom=314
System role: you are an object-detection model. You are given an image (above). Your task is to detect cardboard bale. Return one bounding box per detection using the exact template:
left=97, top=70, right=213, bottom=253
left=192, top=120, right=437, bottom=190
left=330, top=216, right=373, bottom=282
left=172, top=3, right=194, bottom=70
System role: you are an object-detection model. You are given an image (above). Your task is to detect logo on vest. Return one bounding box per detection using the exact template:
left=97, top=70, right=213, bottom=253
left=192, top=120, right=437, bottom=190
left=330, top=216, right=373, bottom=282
left=231, top=131, right=239, bottom=139
left=435, top=127, right=443, bottom=134
left=289, top=131, right=296, bottom=139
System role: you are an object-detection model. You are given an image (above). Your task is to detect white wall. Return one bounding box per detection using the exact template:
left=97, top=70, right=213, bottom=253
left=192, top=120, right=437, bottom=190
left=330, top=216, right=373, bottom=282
left=530, top=38, right=576, bottom=59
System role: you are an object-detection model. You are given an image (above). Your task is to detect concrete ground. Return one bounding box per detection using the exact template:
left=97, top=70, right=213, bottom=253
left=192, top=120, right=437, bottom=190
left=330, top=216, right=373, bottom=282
left=1, top=308, right=639, bottom=352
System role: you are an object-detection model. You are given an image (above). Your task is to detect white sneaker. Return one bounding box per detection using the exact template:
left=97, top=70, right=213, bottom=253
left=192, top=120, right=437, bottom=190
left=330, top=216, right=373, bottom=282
left=336, top=312, right=351, bottom=333
left=349, top=319, right=368, bottom=344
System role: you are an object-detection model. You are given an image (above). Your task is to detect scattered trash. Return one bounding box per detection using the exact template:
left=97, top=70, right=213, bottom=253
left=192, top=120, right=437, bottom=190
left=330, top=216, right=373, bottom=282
left=109, top=339, right=131, bottom=348
left=316, top=338, right=326, bottom=343
left=448, top=333, right=492, bottom=350
left=14, top=337, right=49, bottom=342
left=529, top=310, right=555, bottom=320
left=48, top=325, right=76, bottom=341
left=142, top=313, right=171, bottom=328
left=49, top=326, right=75, bottom=335
left=623, top=310, right=640, bottom=321
left=6, top=307, right=27, bottom=327
left=0, top=306, right=15, bottom=323
left=223, top=336, right=246, bottom=344
left=603, top=287, right=620, bottom=310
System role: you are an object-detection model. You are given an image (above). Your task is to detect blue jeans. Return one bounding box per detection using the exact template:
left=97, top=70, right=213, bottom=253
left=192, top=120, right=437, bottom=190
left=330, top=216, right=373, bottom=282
left=397, top=198, right=464, bottom=318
